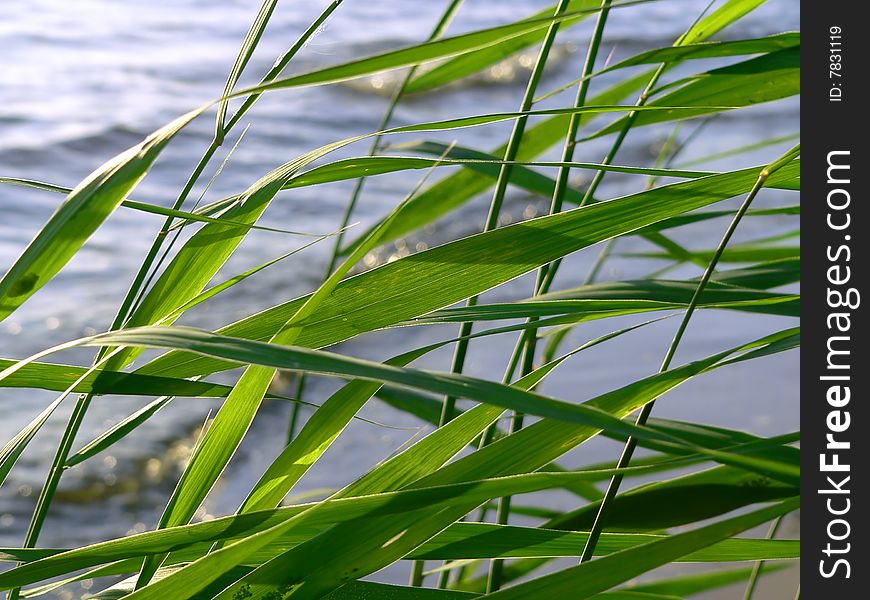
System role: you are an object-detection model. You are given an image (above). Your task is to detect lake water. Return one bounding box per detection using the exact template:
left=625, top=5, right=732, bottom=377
left=0, top=1, right=799, bottom=597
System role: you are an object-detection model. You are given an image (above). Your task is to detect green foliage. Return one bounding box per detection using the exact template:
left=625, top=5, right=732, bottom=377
left=0, top=0, right=799, bottom=598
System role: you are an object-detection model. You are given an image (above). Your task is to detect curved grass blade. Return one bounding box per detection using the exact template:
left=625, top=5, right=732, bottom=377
left=230, top=3, right=655, bottom=99
left=0, top=331, right=796, bottom=593
left=4, top=325, right=704, bottom=450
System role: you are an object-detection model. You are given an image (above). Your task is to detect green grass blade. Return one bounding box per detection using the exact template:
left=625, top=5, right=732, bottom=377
left=137, top=331, right=796, bottom=600
left=590, top=49, right=799, bottom=138
left=409, top=523, right=798, bottom=561
left=214, top=0, right=278, bottom=143
left=600, top=32, right=799, bottom=72
left=230, top=5, right=650, bottom=99
left=135, top=161, right=799, bottom=380
left=478, top=499, right=799, bottom=599
left=0, top=107, right=203, bottom=323
left=629, top=564, right=788, bottom=597
left=404, top=0, right=600, bottom=94
left=0, top=358, right=241, bottom=397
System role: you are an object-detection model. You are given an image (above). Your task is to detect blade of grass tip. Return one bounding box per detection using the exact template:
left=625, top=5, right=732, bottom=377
left=579, top=144, right=801, bottom=563
left=9, top=7, right=343, bottom=600
left=291, top=0, right=464, bottom=445
left=743, top=515, right=784, bottom=600
left=214, top=0, right=278, bottom=145
left=486, top=1, right=614, bottom=593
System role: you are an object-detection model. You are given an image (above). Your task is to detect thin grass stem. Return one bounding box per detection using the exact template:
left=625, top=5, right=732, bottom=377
left=743, top=516, right=784, bottom=600
left=290, top=0, right=465, bottom=446
left=579, top=144, right=800, bottom=563
left=486, top=0, right=614, bottom=592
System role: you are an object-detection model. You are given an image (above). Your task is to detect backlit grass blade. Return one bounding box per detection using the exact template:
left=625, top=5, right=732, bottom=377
left=0, top=175, right=371, bottom=236
left=404, top=0, right=600, bottom=94
left=0, top=1, right=801, bottom=597
left=231, top=3, right=653, bottom=98
left=10, top=325, right=709, bottom=449
left=412, top=284, right=800, bottom=323
left=141, top=331, right=796, bottom=600
left=0, top=107, right=203, bottom=323
left=135, top=161, right=799, bottom=380
left=0, top=358, right=242, bottom=397
left=591, top=49, right=799, bottom=138
left=0, top=349, right=124, bottom=487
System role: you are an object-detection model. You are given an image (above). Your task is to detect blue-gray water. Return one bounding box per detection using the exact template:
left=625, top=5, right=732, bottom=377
left=1, top=1, right=798, bottom=597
